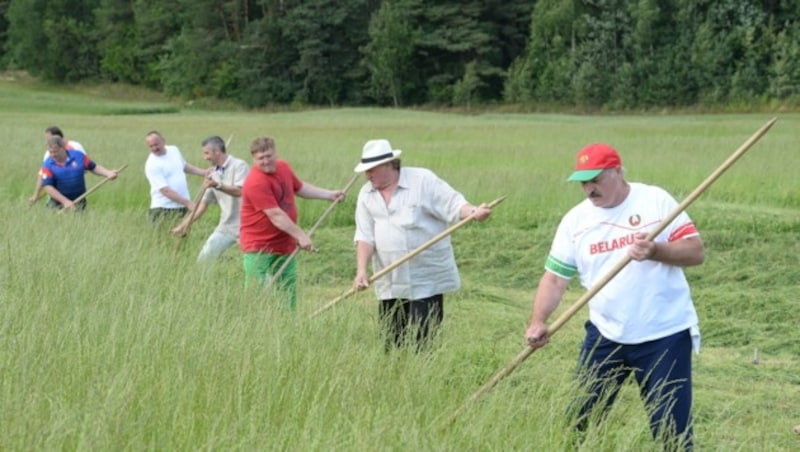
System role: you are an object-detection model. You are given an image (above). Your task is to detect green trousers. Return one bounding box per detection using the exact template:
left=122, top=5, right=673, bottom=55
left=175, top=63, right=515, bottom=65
left=243, top=252, right=297, bottom=310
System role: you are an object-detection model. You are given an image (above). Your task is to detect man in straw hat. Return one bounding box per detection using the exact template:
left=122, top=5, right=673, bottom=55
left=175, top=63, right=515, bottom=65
left=524, top=143, right=705, bottom=450
left=352, top=139, right=492, bottom=351
left=240, top=136, right=345, bottom=310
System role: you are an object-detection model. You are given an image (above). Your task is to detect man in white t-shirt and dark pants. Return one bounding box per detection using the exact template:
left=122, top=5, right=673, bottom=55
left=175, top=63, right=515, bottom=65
left=525, top=143, right=705, bottom=450
left=144, top=130, right=206, bottom=224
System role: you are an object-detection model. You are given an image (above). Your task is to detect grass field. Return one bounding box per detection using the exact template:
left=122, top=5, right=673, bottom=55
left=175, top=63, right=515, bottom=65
left=1, top=77, right=799, bottom=451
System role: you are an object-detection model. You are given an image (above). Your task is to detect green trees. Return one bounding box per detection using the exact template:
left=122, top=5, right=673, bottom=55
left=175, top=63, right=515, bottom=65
left=283, top=0, right=372, bottom=105
left=7, top=0, right=101, bottom=81
left=363, top=0, right=417, bottom=106
left=157, top=0, right=239, bottom=98
left=504, top=0, right=575, bottom=105
left=505, top=0, right=799, bottom=109
left=769, top=25, right=800, bottom=101
left=1, top=0, right=797, bottom=109
left=0, top=1, right=10, bottom=61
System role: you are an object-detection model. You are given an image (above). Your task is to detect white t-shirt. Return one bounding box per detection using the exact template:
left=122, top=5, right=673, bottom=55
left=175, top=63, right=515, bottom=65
left=545, top=183, right=700, bottom=348
left=42, top=140, right=85, bottom=161
left=144, top=145, right=190, bottom=209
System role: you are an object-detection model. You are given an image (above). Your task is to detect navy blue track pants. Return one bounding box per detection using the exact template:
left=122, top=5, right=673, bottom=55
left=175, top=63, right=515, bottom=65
left=573, top=321, right=694, bottom=450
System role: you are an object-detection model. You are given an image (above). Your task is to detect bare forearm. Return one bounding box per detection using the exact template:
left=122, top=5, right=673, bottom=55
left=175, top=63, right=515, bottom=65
left=267, top=209, right=306, bottom=240
left=43, top=186, right=70, bottom=206
left=91, top=165, right=116, bottom=179
left=184, top=163, right=207, bottom=177
left=529, top=273, right=568, bottom=325
left=458, top=202, right=491, bottom=221
left=188, top=202, right=208, bottom=223
left=356, top=241, right=373, bottom=274
left=33, top=173, right=43, bottom=192
left=532, top=293, right=561, bottom=326
left=650, top=237, right=705, bottom=267
left=297, top=183, right=337, bottom=201
left=215, top=182, right=241, bottom=197
left=31, top=173, right=44, bottom=199
left=160, top=187, right=191, bottom=207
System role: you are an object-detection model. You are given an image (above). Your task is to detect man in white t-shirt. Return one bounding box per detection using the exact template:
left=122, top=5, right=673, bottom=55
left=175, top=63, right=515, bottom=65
left=144, top=130, right=206, bottom=224
left=29, top=126, right=87, bottom=205
left=524, top=143, right=704, bottom=450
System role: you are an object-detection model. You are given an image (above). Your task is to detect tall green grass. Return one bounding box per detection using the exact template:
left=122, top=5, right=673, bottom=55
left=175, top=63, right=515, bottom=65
left=1, top=79, right=799, bottom=450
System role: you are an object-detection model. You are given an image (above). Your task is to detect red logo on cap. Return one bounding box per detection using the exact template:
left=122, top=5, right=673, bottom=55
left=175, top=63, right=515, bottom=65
left=575, top=143, right=622, bottom=171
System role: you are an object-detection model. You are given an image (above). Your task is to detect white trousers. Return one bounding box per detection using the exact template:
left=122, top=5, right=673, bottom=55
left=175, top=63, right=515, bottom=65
left=198, top=230, right=238, bottom=262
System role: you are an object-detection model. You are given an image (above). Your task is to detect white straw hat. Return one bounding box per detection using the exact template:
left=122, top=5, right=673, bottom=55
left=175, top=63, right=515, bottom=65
left=354, top=139, right=402, bottom=173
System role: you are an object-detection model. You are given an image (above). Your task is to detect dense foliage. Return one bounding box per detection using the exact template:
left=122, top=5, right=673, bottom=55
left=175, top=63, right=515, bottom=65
left=1, top=0, right=799, bottom=108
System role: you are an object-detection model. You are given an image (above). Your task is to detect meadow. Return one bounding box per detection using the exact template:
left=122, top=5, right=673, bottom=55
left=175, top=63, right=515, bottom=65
left=1, top=77, right=799, bottom=451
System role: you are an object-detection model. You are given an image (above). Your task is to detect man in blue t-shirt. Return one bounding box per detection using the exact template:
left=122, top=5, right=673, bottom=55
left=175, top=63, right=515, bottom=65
left=29, top=126, right=87, bottom=205
left=40, top=135, right=118, bottom=210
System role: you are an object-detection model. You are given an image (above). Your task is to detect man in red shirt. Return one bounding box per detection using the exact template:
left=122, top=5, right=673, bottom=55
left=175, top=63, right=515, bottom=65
left=239, top=136, right=345, bottom=309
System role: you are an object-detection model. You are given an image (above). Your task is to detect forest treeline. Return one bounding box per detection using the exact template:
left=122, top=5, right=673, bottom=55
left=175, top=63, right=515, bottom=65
left=1, top=0, right=798, bottom=110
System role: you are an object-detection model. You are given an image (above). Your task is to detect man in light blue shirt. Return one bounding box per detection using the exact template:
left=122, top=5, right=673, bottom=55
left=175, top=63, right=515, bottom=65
left=352, top=139, right=492, bottom=350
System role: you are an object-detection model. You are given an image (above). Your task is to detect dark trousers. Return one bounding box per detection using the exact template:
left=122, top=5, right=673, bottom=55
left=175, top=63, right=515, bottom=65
left=379, top=294, right=443, bottom=350
left=148, top=207, right=188, bottom=225
left=572, top=321, right=694, bottom=451
left=47, top=198, right=86, bottom=210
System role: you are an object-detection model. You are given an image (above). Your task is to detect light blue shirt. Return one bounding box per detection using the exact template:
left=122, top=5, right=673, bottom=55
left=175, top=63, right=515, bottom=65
left=354, top=167, right=467, bottom=300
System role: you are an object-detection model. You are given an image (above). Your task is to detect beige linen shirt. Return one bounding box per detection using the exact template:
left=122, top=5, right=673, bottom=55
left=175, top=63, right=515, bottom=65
left=202, top=155, right=250, bottom=236
left=354, top=167, right=467, bottom=300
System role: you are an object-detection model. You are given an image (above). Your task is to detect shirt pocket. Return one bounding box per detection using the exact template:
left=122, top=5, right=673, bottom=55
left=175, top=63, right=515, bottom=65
left=397, top=204, right=419, bottom=229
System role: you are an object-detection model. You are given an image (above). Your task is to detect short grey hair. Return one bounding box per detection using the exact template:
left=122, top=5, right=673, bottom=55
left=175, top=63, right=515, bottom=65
left=202, top=135, right=226, bottom=153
